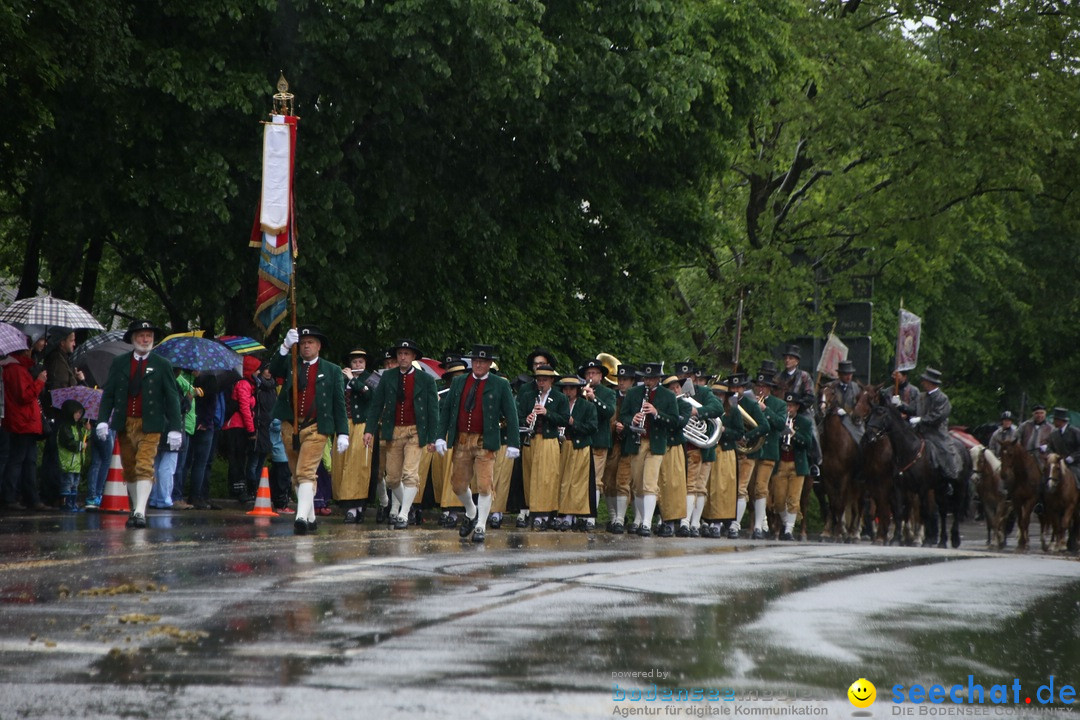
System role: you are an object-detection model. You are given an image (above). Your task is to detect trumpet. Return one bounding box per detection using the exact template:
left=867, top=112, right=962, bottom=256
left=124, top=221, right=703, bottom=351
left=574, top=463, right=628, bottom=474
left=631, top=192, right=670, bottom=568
left=518, top=413, right=537, bottom=447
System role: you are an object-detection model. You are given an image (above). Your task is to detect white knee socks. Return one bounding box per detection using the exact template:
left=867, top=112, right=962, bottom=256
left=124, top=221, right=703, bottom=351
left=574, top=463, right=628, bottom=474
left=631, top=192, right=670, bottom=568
left=296, top=483, right=315, bottom=523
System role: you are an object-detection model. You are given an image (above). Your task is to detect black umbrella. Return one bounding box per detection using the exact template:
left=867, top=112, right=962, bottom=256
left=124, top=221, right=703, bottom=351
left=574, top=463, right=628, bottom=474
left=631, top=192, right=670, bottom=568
left=76, top=340, right=132, bottom=388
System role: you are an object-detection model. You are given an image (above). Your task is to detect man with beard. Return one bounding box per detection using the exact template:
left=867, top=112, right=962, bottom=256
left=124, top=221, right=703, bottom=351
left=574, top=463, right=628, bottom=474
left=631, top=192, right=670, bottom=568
left=96, top=320, right=182, bottom=529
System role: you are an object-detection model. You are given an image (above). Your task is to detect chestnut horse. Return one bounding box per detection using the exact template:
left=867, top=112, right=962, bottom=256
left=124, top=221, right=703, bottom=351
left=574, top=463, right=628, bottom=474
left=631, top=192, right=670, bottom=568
left=1042, top=455, right=1079, bottom=553
left=996, top=439, right=1040, bottom=550
left=818, top=384, right=863, bottom=541
left=853, top=384, right=898, bottom=544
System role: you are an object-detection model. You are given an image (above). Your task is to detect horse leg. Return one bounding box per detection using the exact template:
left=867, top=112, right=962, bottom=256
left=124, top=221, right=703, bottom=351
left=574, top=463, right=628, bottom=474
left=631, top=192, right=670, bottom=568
left=950, top=508, right=961, bottom=548
left=1016, top=501, right=1031, bottom=551
left=815, top=481, right=832, bottom=541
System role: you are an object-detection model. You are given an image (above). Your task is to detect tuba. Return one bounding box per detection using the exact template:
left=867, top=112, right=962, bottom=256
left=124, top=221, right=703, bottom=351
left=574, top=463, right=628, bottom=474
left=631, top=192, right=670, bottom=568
left=597, top=352, right=620, bottom=387
left=676, top=380, right=722, bottom=449
left=733, top=391, right=766, bottom=456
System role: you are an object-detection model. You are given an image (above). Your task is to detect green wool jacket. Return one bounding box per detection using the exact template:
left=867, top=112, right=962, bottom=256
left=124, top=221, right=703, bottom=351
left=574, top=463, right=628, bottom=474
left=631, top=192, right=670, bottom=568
left=667, top=397, right=693, bottom=446
left=563, top=396, right=598, bottom=450
left=718, top=399, right=746, bottom=452
left=587, top=384, right=617, bottom=449
left=269, top=353, right=349, bottom=437
left=98, top=352, right=182, bottom=434
left=783, top=412, right=814, bottom=476
left=365, top=366, right=440, bottom=445
left=618, top=384, right=680, bottom=456
left=737, top=392, right=770, bottom=447
left=438, top=373, right=520, bottom=451
left=347, top=372, right=374, bottom=423
left=751, top=393, right=789, bottom=462
left=516, top=386, right=570, bottom=439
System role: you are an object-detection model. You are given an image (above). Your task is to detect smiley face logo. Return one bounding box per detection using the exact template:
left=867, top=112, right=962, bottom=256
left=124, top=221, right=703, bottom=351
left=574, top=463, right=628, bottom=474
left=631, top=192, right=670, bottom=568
left=848, top=678, right=876, bottom=708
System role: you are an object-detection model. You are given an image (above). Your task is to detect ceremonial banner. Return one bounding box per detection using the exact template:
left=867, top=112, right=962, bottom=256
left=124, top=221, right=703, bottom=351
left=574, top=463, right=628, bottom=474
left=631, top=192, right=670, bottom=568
left=895, top=308, right=921, bottom=372
left=815, top=333, right=849, bottom=379
left=251, top=114, right=298, bottom=335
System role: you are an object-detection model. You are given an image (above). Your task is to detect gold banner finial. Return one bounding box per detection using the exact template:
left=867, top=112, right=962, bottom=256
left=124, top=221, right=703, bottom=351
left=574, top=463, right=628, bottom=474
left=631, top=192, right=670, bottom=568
left=272, top=72, right=295, bottom=116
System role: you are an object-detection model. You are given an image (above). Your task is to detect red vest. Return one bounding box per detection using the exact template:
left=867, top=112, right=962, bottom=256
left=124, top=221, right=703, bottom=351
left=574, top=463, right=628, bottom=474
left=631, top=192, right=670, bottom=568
left=395, top=370, right=416, bottom=426
left=298, top=361, right=318, bottom=420
left=127, top=355, right=146, bottom=418
left=456, top=375, right=486, bottom=434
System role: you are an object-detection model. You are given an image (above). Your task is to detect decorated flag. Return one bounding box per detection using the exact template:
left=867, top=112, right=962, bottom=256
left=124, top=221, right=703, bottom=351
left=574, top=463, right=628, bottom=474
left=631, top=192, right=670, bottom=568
left=815, top=333, right=849, bottom=379
left=895, top=308, right=921, bottom=372
left=251, top=113, right=298, bottom=335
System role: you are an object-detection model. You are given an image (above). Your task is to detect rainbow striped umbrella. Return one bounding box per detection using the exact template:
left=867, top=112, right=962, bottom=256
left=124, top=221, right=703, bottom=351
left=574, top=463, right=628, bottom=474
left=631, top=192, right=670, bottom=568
left=217, top=335, right=266, bottom=355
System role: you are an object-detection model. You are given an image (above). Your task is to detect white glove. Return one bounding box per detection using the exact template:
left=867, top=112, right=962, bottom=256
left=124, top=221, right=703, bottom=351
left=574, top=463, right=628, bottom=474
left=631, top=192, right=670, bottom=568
left=909, top=416, right=921, bottom=426
left=96, top=422, right=109, bottom=441
left=167, top=431, right=182, bottom=451
left=336, top=434, right=350, bottom=454
left=837, top=408, right=846, bottom=416
left=280, top=328, right=300, bottom=355
left=1039, top=444, right=1048, bottom=453
left=506, top=446, right=521, bottom=460
left=434, top=439, right=448, bottom=456
left=889, top=395, right=902, bottom=407
left=1067, top=456, right=1075, bottom=465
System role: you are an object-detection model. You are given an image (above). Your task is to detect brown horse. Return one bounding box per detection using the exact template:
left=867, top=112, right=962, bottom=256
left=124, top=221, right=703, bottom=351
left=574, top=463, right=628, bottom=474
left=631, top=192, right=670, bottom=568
left=996, top=439, right=1040, bottom=550
left=818, top=384, right=863, bottom=541
left=853, top=383, right=897, bottom=544
left=1042, top=454, right=1079, bottom=553
left=972, top=446, right=1008, bottom=549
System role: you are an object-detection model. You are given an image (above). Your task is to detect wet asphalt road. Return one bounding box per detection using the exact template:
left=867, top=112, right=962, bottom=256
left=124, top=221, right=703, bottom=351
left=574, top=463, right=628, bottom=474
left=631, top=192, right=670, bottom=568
left=0, top=509, right=1077, bottom=720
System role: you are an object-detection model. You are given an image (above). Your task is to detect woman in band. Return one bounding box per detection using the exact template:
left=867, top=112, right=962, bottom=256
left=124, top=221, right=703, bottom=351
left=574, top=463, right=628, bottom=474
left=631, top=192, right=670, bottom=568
left=555, top=376, right=598, bottom=531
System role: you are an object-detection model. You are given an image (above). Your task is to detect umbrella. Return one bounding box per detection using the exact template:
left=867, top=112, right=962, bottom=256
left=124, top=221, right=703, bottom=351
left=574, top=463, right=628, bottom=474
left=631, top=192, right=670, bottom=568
left=217, top=335, right=267, bottom=355
left=0, top=322, right=30, bottom=356
left=0, top=295, right=105, bottom=331
left=153, top=336, right=242, bottom=372
left=77, top=340, right=133, bottom=387
left=50, top=386, right=104, bottom=420
left=416, top=358, right=445, bottom=379
left=72, top=329, right=126, bottom=360
left=161, top=330, right=206, bottom=342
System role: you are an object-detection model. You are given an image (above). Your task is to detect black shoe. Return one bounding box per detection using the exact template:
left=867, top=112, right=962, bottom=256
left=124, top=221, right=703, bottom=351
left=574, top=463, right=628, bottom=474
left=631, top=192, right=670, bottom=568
left=657, top=522, right=675, bottom=538
left=126, top=512, right=146, bottom=529
left=344, top=508, right=360, bottom=524
left=532, top=517, right=546, bottom=532
left=375, top=506, right=389, bottom=523
left=445, top=513, right=459, bottom=529
left=637, top=524, right=652, bottom=538
left=751, top=528, right=765, bottom=540
left=393, top=515, right=408, bottom=530
left=293, top=519, right=307, bottom=535
left=306, top=519, right=318, bottom=533
left=727, top=526, right=740, bottom=539
left=515, top=516, right=528, bottom=528
left=610, top=521, right=625, bottom=535
left=488, top=515, right=502, bottom=530
left=780, top=531, right=795, bottom=541
left=459, top=513, right=478, bottom=538
left=675, top=524, right=691, bottom=538
left=472, top=528, right=486, bottom=543
left=690, top=526, right=701, bottom=538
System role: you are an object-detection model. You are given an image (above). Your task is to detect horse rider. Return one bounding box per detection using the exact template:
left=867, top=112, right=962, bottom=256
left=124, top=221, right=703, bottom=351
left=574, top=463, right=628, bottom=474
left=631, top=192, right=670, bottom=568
left=1019, top=404, right=1053, bottom=469
left=988, top=411, right=1019, bottom=457
left=892, top=367, right=964, bottom=489
left=886, top=366, right=920, bottom=412
left=823, top=359, right=864, bottom=443
left=1045, top=407, right=1080, bottom=468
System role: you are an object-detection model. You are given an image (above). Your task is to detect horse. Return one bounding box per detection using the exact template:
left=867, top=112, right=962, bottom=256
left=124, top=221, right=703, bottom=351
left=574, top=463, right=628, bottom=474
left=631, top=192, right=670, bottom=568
left=863, top=402, right=937, bottom=546
left=996, top=439, right=1040, bottom=551
left=1041, top=454, right=1079, bottom=553
left=854, top=384, right=899, bottom=545
left=817, top=384, right=864, bottom=542
left=971, top=445, right=1008, bottom=549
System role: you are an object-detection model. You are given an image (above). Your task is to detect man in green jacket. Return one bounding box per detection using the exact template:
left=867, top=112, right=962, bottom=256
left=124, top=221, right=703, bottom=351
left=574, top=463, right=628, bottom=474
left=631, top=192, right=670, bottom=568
left=619, top=362, right=679, bottom=537
left=435, top=344, right=520, bottom=542
left=270, top=325, right=350, bottom=534
left=728, top=371, right=769, bottom=539
left=96, top=319, right=182, bottom=530
left=675, top=361, right=724, bottom=535
left=579, top=358, right=616, bottom=530
left=748, top=370, right=788, bottom=540
left=363, top=339, right=439, bottom=529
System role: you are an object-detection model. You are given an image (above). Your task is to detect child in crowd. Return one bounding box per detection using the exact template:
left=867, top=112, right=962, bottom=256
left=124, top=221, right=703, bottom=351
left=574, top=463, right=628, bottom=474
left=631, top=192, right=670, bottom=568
left=56, top=400, right=88, bottom=512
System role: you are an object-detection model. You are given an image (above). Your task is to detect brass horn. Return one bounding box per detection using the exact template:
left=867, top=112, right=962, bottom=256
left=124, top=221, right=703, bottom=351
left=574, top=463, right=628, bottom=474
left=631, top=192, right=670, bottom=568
left=597, top=352, right=620, bottom=387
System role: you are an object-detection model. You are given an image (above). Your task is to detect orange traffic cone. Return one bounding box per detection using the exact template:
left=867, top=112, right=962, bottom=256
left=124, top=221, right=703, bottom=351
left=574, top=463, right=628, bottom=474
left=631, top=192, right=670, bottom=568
left=246, top=466, right=278, bottom=517
left=99, top=438, right=131, bottom=513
